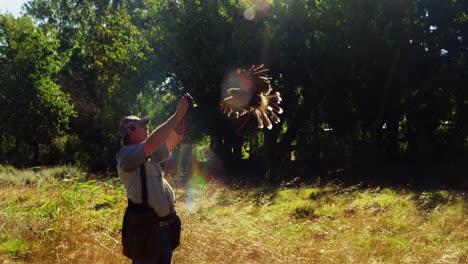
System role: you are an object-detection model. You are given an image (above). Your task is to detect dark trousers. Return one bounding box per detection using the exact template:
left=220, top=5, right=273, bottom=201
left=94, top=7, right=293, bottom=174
left=132, top=226, right=172, bottom=264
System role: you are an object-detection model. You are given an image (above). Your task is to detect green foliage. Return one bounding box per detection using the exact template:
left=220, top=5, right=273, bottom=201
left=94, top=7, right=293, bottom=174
left=0, top=236, right=29, bottom=259
left=136, top=88, right=177, bottom=129
left=0, top=0, right=466, bottom=186
left=418, top=190, right=453, bottom=210
left=0, top=14, right=76, bottom=166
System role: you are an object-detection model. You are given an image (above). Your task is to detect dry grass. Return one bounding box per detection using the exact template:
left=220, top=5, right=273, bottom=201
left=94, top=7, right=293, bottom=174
left=0, top=178, right=127, bottom=264
left=0, top=167, right=466, bottom=264
left=174, top=185, right=467, bottom=264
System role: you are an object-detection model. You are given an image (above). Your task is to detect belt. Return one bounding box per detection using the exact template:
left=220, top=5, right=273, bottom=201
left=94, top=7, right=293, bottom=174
left=159, top=214, right=175, bottom=227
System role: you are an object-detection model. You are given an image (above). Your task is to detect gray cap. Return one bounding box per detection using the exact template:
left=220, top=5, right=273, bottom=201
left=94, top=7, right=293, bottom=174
left=117, top=115, right=149, bottom=138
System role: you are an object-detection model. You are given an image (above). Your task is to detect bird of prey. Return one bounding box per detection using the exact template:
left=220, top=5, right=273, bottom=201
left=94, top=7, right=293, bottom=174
left=220, top=64, right=283, bottom=131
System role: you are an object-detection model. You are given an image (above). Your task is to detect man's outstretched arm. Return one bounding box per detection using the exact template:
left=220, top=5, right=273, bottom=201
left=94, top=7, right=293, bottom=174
left=143, top=97, right=188, bottom=158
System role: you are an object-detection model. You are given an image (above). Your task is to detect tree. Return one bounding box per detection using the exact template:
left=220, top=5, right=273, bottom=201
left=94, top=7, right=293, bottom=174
left=25, top=0, right=152, bottom=170
left=3, top=0, right=465, bottom=186
left=86, top=6, right=151, bottom=169
left=0, top=14, right=76, bottom=166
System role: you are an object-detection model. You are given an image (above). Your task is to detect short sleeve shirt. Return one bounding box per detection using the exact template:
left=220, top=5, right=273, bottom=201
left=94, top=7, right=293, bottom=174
left=116, top=143, right=175, bottom=217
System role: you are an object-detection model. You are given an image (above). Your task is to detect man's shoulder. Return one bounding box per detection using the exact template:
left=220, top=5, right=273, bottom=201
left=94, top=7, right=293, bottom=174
left=116, top=143, right=145, bottom=169
left=119, top=143, right=144, bottom=155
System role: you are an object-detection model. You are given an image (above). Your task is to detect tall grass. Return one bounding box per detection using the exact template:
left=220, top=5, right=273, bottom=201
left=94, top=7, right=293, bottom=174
left=176, top=184, right=466, bottom=264
left=0, top=166, right=466, bottom=263
left=0, top=165, right=83, bottom=185
left=0, top=166, right=126, bottom=263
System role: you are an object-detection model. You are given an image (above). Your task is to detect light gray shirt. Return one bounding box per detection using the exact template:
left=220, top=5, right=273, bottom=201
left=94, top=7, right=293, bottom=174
left=116, top=143, right=175, bottom=217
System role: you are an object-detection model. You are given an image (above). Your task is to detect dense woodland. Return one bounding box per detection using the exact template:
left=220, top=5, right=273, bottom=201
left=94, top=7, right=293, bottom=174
left=1, top=0, right=467, bottom=187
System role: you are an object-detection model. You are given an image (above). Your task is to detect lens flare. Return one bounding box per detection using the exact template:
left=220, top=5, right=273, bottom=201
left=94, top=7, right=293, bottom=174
left=169, top=145, right=226, bottom=212
left=244, top=8, right=256, bottom=20
left=243, top=0, right=271, bottom=20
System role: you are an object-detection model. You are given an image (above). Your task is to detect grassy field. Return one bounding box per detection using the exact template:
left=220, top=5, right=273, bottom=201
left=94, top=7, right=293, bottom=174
left=0, top=166, right=466, bottom=263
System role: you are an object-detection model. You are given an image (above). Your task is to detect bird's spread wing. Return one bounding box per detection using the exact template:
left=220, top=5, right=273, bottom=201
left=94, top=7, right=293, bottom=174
left=220, top=88, right=253, bottom=118
left=220, top=64, right=283, bottom=130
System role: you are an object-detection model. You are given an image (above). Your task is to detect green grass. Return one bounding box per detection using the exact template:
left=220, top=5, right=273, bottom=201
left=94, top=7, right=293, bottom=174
left=0, top=236, right=30, bottom=259
left=0, top=165, right=83, bottom=185
left=0, top=166, right=466, bottom=263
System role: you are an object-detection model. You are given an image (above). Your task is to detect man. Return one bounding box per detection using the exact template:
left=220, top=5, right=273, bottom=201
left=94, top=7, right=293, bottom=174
left=116, top=96, right=189, bottom=264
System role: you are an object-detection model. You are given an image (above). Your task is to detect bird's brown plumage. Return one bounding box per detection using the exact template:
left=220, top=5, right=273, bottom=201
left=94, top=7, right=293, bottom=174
left=220, top=64, right=283, bottom=130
